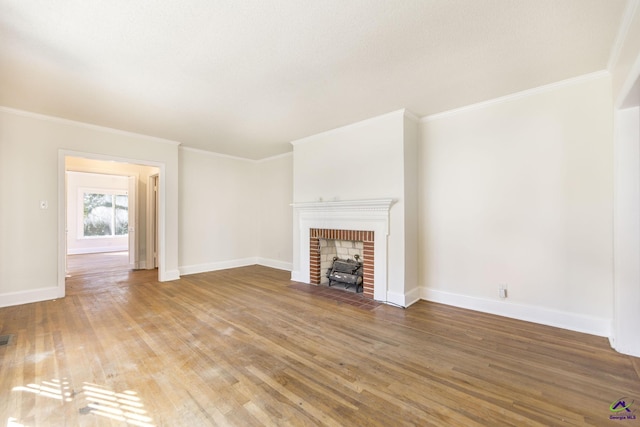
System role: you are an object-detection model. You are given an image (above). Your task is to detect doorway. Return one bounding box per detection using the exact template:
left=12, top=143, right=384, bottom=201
left=63, top=155, right=160, bottom=288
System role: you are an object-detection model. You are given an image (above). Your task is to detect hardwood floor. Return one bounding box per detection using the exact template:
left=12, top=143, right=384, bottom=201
left=66, top=251, right=131, bottom=276
left=1, top=264, right=639, bottom=426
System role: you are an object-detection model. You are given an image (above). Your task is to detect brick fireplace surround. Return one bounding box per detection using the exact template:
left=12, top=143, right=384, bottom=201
left=309, top=229, right=375, bottom=298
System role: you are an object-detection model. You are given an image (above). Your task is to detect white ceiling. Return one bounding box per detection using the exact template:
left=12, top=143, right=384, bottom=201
left=0, top=0, right=629, bottom=159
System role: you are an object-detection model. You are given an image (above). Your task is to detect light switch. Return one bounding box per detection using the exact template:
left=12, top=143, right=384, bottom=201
left=40, top=200, right=48, bottom=209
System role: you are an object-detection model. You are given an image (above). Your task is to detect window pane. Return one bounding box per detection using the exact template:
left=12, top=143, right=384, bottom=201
left=84, top=193, right=113, bottom=236
left=115, top=194, right=129, bottom=236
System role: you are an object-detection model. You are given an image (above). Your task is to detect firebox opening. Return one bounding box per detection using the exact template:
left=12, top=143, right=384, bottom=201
left=319, top=239, right=365, bottom=293
left=319, top=239, right=364, bottom=285
left=309, top=228, right=375, bottom=299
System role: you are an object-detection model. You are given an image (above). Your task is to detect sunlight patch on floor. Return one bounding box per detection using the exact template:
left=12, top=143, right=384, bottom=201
left=12, top=378, right=73, bottom=402
left=10, top=379, right=154, bottom=427
left=81, top=383, right=154, bottom=426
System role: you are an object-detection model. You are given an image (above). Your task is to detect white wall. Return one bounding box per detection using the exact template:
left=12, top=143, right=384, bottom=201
left=178, top=148, right=259, bottom=274
left=66, top=172, right=129, bottom=254
left=292, top=111, right=404, bottom=202
left=258, top=153, right=293, bottom=270
left=403, top=114, right=420, bottom=301
left=0, top=108, right=180, bottom=307
left=419, top=74, right=614, bottom=336
left=179, top=148, right=294, bottom=274
left=291, top=109, right=418, bottom=306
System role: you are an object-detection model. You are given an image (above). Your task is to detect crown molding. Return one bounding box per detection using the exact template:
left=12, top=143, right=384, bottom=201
left=181, top=145, right=293, bottom=163
left=421, top=71, right=610, bottom=123
left=256, top=151, right=293, bottom=163
left=607, top=0, right=640, bottom=71
left=403, top=109, right=420, bottom=123
left=180, top=145, right=255, bottom=162
left=0, top=106, right=182, bottom=146
left=291, top=109, right=410, bottom=147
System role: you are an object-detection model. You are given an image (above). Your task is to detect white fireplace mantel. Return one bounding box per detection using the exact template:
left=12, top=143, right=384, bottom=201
left=291, top=198, right=395, bottom=211
left=291, top=198, right=395, bottom=302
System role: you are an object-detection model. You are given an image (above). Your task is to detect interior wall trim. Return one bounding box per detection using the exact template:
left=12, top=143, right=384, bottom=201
left=0, top=106, right=181, bottom=146
left=0, top=287, right=63, bottom=309
left=422, top=288, right=611, bottom=338
left=421, top=71, right=610, bottom=123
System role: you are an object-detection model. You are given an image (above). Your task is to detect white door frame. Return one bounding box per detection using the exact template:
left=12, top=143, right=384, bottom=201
left=128, top=175, right=138, bottom=269
left=58, top=150, right=167, bottom=296
left=146, top=174, right=159, bottom=269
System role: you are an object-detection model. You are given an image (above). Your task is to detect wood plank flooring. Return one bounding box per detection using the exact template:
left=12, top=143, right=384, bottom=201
left=1, top=263, right=639, bottom=426
left=66, top=252, right=131, bottom=277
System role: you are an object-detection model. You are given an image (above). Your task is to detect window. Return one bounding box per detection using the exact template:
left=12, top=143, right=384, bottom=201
left=82, top=192, right=128, bottom=237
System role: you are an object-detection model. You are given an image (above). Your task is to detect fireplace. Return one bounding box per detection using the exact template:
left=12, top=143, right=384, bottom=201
left=291, top=199, right=394, bottom=302
left=310, top=228, right=374, bottom=296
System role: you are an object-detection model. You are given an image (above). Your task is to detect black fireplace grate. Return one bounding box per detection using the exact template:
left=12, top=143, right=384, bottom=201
left=326, top=255, right=363, bottom=293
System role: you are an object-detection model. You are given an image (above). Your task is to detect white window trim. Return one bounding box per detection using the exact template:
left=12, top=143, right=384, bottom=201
left=78, top=187, right=129, bottom=239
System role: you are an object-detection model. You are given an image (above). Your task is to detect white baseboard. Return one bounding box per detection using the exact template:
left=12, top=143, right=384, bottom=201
left=160, top=269, right=181, bottom=282
left=256, top=258, right=292, bottom=271
left=611, top=340, right=640, bottom=358
left=180, top=257, right=294, bottom=276
left=609, top=329, right=640, bottom=358
left=67, top=246, right=128, bottom=255
left=0, top=286, right=64, bottom=308
left=385, top=290, right=406, bottom=307
left=385, top=287, right=421, bottom=308
left=290, top=270, right=305, bottom=283
left=422, top=288, right=611, bottom=337
left=403, top=287, right=422, bottom=307
left=179, top=258, right=259, bottom=276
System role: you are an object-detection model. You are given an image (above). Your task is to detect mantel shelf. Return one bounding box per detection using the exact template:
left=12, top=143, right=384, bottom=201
left=291, top=198, right=395, bottom=211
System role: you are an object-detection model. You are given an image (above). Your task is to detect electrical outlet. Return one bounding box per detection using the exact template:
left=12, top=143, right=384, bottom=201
left=499, top=284, right=508, bottom=299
